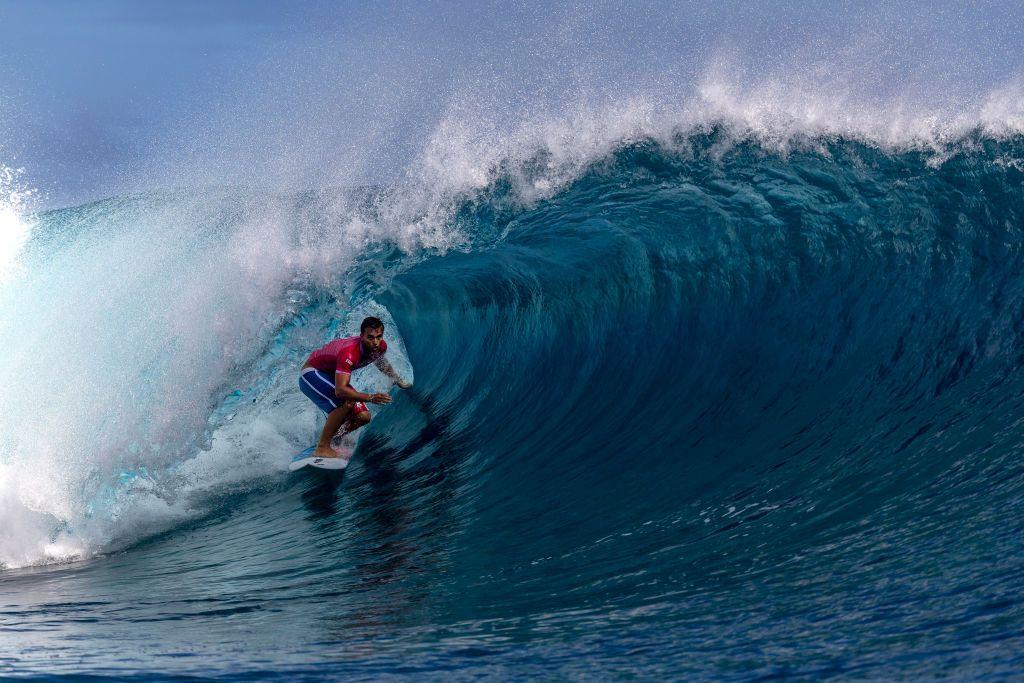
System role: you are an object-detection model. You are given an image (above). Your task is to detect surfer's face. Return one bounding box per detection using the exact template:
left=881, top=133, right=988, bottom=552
left=361, top=326, right=384, bottom=351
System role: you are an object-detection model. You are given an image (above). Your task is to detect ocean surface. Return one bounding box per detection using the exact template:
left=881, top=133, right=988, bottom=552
left=2, top=124, right=1024, bottom=678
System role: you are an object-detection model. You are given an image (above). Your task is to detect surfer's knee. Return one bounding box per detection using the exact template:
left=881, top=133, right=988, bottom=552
left=354, top=410, right=371, bottom=425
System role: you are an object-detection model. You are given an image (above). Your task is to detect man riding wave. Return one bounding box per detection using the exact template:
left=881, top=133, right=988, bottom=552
left=299, top=316, right=411, bottom=459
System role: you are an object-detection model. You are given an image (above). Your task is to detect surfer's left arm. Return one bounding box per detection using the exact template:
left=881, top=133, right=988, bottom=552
left=375, top=357, right=412, bottom=389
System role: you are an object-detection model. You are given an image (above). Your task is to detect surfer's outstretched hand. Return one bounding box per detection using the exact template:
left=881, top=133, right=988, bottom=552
left=370, top=392, right=393, bottom=405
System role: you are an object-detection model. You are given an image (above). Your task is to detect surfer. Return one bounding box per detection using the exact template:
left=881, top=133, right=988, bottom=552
left=299, top=316, right=412, bottom=459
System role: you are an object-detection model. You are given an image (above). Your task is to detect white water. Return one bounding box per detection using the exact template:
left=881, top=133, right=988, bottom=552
left=0, top=187, right=417, bottom=569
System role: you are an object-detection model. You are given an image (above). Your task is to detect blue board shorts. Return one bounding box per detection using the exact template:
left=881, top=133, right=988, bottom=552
left=299, top=368, right=368, bottom=416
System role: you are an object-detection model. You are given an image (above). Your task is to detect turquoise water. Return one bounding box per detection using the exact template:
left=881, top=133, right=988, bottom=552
left=1, top=132, right=1024, bottom=678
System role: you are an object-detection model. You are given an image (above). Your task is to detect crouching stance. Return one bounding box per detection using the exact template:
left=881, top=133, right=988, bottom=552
left=299, top=316, right=411, bottom=459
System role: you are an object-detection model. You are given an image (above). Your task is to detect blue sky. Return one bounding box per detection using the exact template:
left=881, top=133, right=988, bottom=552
left=1, top=1, right=1022, bottom=209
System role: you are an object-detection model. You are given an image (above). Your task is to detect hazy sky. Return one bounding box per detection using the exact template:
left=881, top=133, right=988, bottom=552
left=1, top=0, right=1022, bottom=209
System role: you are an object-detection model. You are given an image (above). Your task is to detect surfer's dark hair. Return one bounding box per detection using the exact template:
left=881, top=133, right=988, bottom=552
left=360, top=316, right=385, bottom=333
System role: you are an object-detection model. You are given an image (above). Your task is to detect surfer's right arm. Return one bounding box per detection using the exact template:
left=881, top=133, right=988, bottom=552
left=335, top=371, right=392, bottom=405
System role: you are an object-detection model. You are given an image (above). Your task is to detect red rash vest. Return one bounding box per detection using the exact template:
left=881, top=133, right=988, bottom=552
left=306, top=335, right=387, bottom=377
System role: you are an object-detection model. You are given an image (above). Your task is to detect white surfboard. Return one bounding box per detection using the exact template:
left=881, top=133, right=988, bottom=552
left=289, top=443, right=354, bottom=471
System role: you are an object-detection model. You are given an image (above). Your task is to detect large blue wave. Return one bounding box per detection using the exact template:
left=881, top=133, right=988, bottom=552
left=375, top=133, right=1024, bottom=639
left=2, top=132, right=1024, bottom=677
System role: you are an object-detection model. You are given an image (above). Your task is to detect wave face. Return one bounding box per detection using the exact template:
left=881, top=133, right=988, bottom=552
left=2, top=132, right=1024, bottom=678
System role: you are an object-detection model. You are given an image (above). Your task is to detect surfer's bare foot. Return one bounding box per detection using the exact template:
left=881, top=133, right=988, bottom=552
left=313, top=445, right=339, bottom=459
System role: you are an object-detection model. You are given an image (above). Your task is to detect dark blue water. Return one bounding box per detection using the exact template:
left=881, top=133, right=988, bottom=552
left=2, top=133, right=1024, bottom=678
